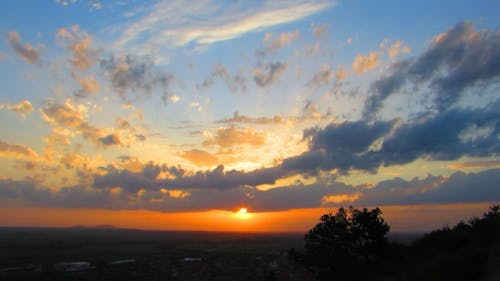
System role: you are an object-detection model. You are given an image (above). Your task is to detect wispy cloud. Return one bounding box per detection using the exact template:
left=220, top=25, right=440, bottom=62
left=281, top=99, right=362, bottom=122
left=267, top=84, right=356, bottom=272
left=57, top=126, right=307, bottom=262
left=115, top=0, right=334, bottom=51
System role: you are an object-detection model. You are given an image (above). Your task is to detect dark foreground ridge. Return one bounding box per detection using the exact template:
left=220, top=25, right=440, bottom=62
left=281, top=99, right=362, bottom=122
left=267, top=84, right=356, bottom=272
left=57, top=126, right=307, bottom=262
left=1, top=205, right=499, bottom=281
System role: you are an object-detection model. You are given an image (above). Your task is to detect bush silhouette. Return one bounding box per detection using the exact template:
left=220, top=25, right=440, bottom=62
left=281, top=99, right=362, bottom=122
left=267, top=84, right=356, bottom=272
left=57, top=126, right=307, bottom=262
left=304, top=206, right=389, bottom=280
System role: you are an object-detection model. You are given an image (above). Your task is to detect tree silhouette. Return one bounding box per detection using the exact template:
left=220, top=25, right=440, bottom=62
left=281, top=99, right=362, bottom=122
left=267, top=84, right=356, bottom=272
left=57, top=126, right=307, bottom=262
left=304, top=206, right=390, bottom=280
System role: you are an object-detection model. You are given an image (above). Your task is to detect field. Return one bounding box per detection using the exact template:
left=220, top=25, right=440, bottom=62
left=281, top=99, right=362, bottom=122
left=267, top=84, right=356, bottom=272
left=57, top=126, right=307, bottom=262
left=0, top=226, right=311, bottom=281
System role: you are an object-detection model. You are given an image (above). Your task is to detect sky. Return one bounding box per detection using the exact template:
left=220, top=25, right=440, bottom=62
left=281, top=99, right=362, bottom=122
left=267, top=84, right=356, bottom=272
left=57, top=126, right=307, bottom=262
left=0, top=0, right=499, bottom=232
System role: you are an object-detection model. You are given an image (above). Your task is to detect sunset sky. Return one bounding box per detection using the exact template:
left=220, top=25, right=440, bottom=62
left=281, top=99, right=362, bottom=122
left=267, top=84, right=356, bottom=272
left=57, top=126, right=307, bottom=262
left=0, top=0, right=499, bottom=232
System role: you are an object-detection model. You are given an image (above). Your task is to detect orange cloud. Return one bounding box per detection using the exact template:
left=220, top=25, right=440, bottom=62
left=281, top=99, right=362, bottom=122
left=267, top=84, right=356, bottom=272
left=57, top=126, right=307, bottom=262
left=0, top=140, right=38, bottom=159
left=203, top=126, right=266, bottom=148
left=77, top=76, right=99, bottom=95
left=352, top=51, right=380, bottom=73
left=179, top=149, right=220, bottom=167
left=448, top=160, right=500, bottom=170
left=388, top=40, right=410, bottom=60
left=40, top=99, right=121, bottom=147
left=0, top=99, right=33, bottom=117
left=57, top=25, right=97, bottom=69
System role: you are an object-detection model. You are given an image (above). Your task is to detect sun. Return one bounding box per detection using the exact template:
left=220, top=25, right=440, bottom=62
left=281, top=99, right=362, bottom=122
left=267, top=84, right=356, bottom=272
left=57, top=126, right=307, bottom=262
left=234, top=207, right=252, bottom=219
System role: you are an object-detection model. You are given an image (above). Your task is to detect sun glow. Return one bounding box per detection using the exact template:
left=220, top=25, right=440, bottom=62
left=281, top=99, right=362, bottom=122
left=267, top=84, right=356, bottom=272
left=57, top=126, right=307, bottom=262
left=235, top=207, right=252, bottom=219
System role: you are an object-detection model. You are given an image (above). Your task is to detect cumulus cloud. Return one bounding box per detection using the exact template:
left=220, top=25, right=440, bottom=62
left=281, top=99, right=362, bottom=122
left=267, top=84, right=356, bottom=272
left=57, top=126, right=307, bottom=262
left=203, top=126, right=266, bottom=148
left=40, top=99, right=122, bottom=147
left=100, top=54, right=174, bottom=102
left=352, top=51, right=380, bottom=73
left=0, top=140, right=38, bottom=159
left=363, top=22, right=500, bottom=118
left=56, top=25, right=98, bottom=69
left=6, top=31, right=41, bottom=65
left=286, top=104, right=499, bottom=175
left=0, top=100, right=34, bottom=117
left=253, top=61, right=287, bottom=87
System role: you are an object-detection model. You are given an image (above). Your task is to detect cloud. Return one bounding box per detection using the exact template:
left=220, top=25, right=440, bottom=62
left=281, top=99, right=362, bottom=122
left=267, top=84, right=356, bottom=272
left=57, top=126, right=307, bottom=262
left=198, top=64, right=247, bottom=93
left=363, top=22, right=500, bottom=118
left=0, top=100, right=34, bottom=117
left=253, top=61, right=287, bottom=87
left=189, top=101, right=203, bottom=112
left=272, top=103, right=499, bottom=177
left=352, top=51, right=380, bottom=73
left=307, top=64, right=335, bottom=87
left=160, top=93, right=181, bottom=105
left=0, top=140, right=38, bottom=159
left=387, top=40, right=410, bottom=60
left=448, top=160, right=500, bottom=170
left=54, top=0, right=102, bottom=11
left=40, top=99, right=122, bottom=147
left=2, top=166, right=499, bottom=212
left=259, top=30, right=300, bottom=56
left=116, top=0, right=333, bottom=50
left=74, top=76, right=99, bottom=98
left=99, top=133, right=122, bottom=146
left=179, top=149, right=220, bottom=167
left=312, top=23, right=329, bottom=39
left=216, top=111, right=286, bottom=125
left=373, top=105, right=500, bottom=166
left=216, top=103, right=329, bottom=126
left=56, top=25, right=98, bottom=69
left=100, top=54, right=174, bottom=102
left=203, top=126, right=266, bottom=148
left=6, top=31, right=41, bottom=65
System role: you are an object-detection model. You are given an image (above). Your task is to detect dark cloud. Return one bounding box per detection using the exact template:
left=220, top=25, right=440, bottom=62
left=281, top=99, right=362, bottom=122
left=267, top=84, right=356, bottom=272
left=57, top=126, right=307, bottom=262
left=363, top=22, right=500, bottom=118
left=253, top=61, right=287, bottom=87
left=216, top=111, right=286, bottom=125
left=2, top=168, right=499, bottom=212
left=93, top=163, right=284, bottom=193
left=197, top=64, right=247, bottom=93
left=6, top=31, right=41, bottom=65
left=373, top=105, right=500, bottom=166
left=289, top=120, right=396, bottom=173
left=307, top=64, right=335, bottom=88
left=100, top=54, right=174, bottom=102
left=99, top=133, right=122, bottom=146
left=93, top=104, right=499, bottom=195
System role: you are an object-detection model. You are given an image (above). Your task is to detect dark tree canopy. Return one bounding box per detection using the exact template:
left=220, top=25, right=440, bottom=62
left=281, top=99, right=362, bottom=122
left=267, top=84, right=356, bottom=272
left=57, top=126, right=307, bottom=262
left=304, top=206, right=390, bottom=279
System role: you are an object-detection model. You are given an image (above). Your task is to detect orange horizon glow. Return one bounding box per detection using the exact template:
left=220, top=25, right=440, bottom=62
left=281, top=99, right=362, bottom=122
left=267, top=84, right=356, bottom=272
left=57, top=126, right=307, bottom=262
left=0, top=202, right=495, bottom=233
